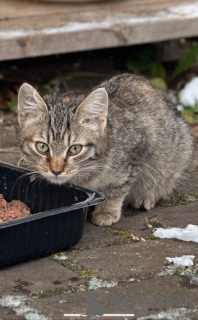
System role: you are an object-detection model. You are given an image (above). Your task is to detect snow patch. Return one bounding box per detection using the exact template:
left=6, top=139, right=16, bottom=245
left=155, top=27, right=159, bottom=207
left=166, top=255, right=195, bottom=267
left=158, top=265, right=177, bottom=277
left=0, top=295, right=51, bottom=320
left=153, top=224, right=198, bottom=243
left=88, top=277, right=117, bottom=290
left=128, top=278, right=136, bottom=282
left=53, top=253, right=68, bottom=261
left=181, top=268, right=198, bottom=286
left=137, top=306, right=198, bottom=320
left=159, top=261, right=198, bottom=286
left=179, top=77, right=198, bottom=106
left=0, top=296, right=25, bottom=308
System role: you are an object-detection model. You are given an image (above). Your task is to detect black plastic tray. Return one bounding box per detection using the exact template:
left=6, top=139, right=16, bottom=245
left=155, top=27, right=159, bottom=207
left=0, top=162, right=104, bottom=268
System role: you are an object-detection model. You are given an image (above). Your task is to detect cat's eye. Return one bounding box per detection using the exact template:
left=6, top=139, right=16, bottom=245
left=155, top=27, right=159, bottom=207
left=68, top=145, right=82, bottom=156
left=35, top=142, right=49, bottom=154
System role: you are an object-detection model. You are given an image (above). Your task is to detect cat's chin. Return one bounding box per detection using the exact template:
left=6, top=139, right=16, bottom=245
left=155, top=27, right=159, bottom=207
left=43, top=174, right=71, bottom=185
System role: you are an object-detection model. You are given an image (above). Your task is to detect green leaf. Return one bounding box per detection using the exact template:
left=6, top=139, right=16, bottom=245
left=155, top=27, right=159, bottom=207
left=149, top=63, right=166, bottom=79
left=126, top=46, right=166, bottom=81
left=150, top=78, right=167, bottom=91
left=181, top=107, right=198, bottom=123
left=42, top=84, right=53, bottom=95
left=126, top=57, right=143, bottom=74
left=171, top=42, right=198, bottom=80
left=126, top=45, right=157, bottom=75
left=7, top=97, right=18, bottom=113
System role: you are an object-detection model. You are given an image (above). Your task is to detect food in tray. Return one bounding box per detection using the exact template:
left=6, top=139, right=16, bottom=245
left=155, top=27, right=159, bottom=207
left=0, top=194, right=31, bottom=222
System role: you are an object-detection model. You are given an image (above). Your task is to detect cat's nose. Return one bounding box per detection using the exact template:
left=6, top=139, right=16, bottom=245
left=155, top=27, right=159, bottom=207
left=52, top=170, right=62, bottom=176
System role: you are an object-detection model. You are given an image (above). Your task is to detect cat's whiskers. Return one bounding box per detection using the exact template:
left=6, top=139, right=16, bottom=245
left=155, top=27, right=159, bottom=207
left=78, top=165, right=118, bottom=186
left=22, top=159, right=48, bottom=174
left=13, top=171, right=40, bottom=188
left=75, top=171, right=93, bottom=183
left=17, top=155, right=26, bottom=167
left=81, top=161, right=113, bottom=172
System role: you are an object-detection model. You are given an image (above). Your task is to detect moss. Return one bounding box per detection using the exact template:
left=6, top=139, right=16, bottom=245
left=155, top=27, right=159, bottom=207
left=103, top=227, right=136, bottom=244
left=76, top=277, right=118, bottom=291
left=173, top=266, right=185, bottom=275
left=78, top=266, right=95, bottom=278
left=31, top=288, right=66, bottom=299
left=76, top=284, right=90, bottom=291
left=160, top=193, right=198, bottom=207
left=51, top=255, right=96, bottom=279
left=147, top=234, right=157, bottom=240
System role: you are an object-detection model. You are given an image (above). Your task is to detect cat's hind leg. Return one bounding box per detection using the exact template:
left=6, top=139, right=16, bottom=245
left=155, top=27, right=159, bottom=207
left=129, top=187, right=159, bottom=211
left=143, top=188, right=158, bottom=210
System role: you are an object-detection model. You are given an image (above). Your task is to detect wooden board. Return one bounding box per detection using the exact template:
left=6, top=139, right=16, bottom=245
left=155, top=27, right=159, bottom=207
left=0, top=0, right=198, bottom=61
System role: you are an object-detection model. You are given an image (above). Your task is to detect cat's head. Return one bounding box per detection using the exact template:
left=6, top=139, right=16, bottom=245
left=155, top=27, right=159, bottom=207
left=17, top=83, right=108, bottom=185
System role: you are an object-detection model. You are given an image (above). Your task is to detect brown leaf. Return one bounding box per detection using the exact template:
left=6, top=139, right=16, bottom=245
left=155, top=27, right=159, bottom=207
left=131, top=234, right=140, bottom=241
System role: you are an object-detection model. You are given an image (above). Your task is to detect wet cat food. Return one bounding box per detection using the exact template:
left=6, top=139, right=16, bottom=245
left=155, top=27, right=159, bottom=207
left=0, top=194, right=31, bottom=222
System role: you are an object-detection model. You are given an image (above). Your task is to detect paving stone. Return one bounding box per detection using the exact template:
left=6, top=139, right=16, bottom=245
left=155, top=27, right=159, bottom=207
left=117, top=201, right=198, bottom=237
left=0, top=306, right=25, bottom=320
left=67, top=240, right=198, bottom=281
left=27, top=276, right=198, bottom=320
left=74, top=222, right=118, bottom=250
left=0, top=258, right=82, bottom=297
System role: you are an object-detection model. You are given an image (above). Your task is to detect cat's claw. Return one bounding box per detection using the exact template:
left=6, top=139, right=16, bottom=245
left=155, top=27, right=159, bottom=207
left=143, top=199, right=155, bottom=211
left=92, top=212, right=120, bottom=227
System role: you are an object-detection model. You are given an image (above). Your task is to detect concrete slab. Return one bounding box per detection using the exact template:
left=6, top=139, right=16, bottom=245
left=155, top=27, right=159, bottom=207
left=26, top=276, right=198, bottom=319
left=117, top=201, right=198, bottom=238
left=67, top=240, right=198, bottom=281
left=74, top=222, right=118, bottom=250
left=0, top=306, right=25, bottom=320
left=0, top=258, right=83, bottom=297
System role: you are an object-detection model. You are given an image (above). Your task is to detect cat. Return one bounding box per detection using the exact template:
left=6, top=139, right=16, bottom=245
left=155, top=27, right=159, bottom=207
left=17, top=73, right=193, bottom=226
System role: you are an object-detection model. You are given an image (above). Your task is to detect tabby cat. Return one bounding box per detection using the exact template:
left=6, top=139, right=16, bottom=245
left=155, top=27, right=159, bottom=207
left=17, top=74, right=193, bottom=226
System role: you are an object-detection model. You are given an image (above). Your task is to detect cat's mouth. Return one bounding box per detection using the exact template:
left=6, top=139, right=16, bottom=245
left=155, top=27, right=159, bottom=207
left=43, top=171, right=76, bottom=185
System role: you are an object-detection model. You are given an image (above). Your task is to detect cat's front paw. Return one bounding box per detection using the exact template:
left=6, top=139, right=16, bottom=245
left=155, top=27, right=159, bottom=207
left=91, top=211, right=120, bottom=227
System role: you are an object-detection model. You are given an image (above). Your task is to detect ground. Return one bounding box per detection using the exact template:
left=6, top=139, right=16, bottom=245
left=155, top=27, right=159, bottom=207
left=1, top=47, right=198, bottom=320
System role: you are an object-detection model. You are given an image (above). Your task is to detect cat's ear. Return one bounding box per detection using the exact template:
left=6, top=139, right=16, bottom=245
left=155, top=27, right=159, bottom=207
left=18, top=83, right=47, bottom=126
left=76, top=88, right=108, bottom=132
